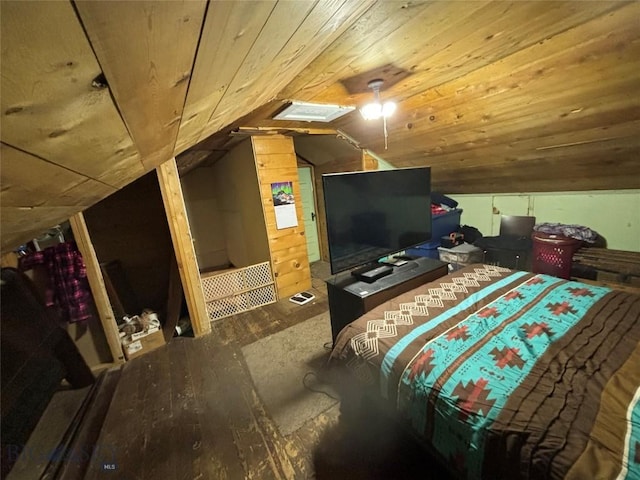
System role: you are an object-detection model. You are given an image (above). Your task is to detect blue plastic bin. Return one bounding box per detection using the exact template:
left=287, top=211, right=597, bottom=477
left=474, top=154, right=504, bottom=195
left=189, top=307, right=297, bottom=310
left=405, top=239, right=441, bottom=259
left=432, top=209, right=463, bottom=239
left=406, top=209, right=463, bottom=257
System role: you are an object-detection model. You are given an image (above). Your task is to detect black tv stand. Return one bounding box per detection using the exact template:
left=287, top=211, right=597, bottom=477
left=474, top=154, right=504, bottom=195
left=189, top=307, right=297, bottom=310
left=326, top=257, right=448, bottom=344
left=351, top=263, right=394, bottom=283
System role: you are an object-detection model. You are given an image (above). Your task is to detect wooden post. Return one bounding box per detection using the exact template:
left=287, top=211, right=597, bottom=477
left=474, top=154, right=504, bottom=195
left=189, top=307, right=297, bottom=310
left=156, top=158, right=211, bottom=336
left=69, top=213, right=125, bottom=364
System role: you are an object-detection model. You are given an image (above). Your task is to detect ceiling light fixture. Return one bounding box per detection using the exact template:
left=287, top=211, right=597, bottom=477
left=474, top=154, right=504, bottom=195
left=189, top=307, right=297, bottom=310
left=360, top=79, right=396, bottom=149
left=360, top=79, right=396, bottom=120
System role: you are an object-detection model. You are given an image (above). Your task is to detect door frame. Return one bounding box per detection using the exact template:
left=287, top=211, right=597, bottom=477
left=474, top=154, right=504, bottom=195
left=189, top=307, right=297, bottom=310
left=297, top=164, right=322, bottom=262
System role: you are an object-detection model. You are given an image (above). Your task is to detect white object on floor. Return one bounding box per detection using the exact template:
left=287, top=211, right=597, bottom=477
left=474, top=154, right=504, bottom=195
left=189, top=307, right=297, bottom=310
left=289, top=291, right=315, bottom=305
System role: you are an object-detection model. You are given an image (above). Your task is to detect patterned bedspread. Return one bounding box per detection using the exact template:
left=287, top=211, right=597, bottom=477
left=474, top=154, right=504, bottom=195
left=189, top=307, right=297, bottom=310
left=330, top=264, right=640, bottom=479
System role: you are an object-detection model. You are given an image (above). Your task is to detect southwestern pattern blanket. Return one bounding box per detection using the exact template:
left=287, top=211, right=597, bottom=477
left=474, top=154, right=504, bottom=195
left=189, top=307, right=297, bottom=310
left=330, top=264, right=640, bottom=479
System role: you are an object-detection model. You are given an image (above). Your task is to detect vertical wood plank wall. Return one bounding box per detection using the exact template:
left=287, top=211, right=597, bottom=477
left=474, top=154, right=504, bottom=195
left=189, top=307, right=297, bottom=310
left=252, top=136, right=311, bottom=298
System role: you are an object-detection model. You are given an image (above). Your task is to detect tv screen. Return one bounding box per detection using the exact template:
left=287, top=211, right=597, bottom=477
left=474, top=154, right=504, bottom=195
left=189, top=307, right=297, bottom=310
left=322, top=167, right=432, bottom=274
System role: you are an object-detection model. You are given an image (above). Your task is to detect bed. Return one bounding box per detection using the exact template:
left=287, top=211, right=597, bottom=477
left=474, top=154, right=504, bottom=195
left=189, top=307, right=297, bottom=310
left=330, top=264, right=640, bottom=479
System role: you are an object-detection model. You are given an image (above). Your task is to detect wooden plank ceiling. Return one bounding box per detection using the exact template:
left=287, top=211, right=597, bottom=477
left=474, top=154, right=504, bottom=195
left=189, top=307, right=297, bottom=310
left=1, top=0, right=639, bottom=252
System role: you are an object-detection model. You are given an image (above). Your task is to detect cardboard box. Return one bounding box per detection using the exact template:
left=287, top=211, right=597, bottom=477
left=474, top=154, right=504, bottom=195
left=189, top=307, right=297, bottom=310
left=122, top=328, right=165, bottom=361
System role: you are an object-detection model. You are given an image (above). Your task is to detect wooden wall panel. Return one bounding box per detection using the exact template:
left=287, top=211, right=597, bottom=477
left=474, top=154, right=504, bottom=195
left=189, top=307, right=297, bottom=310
left=174, top=1, right=277, bottom=153
left=83, top=173, right=176, bottom=323
left=76, top=1, right=207, bottom=171
left=252, top=136, right=311, bottom=298
left=0, top=144, right=116, bottom=251
left=362, top=151, right=379, bottom=171
left=0, top=206, right=83, bottom=253
left=181, top=166, right=230, bottom=271
left=212, top=140, right=271, bottom=268
left=2, top=144, right=96, bottom=207
left=0, top=1, right=143, bottom=186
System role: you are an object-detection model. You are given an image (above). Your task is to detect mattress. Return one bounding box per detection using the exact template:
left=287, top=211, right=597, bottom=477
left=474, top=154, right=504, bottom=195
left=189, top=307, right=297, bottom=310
left=330, top=264, right=640, bottom=479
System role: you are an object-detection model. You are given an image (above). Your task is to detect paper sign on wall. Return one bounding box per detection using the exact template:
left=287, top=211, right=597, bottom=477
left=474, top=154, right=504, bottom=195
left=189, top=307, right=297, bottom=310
left=271, top=181, right=298, bottom=230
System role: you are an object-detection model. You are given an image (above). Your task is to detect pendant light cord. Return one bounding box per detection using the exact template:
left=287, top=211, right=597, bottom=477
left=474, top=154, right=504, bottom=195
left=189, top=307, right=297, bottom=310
left=383, top=115, right=389, bottom=150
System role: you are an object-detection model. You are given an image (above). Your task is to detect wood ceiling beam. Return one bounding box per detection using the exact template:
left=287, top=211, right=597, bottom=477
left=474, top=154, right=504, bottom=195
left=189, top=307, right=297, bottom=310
left=157, top=158, right=211, bottom=337
left=235, top=126, right=337, bottom=136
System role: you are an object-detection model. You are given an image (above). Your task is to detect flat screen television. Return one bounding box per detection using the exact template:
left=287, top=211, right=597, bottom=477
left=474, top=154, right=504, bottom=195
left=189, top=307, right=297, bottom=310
left=322, top=167, right=432, bottom=274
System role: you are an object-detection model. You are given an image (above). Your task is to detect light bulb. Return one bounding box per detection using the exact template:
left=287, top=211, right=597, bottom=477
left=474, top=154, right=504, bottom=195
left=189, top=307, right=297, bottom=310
left=382, top=101, right=396, bottom=117
left=360, top=101, right=396, bottom=120
left=360, top=102, right=383, bottom=120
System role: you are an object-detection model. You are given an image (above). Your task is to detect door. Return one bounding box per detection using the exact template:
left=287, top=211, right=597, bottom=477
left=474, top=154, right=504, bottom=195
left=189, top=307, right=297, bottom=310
left=297, top=166, right=320, bottom=262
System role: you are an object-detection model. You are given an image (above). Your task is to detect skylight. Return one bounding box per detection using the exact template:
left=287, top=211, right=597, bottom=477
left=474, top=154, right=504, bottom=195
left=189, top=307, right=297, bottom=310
left=273, top=101, right=355, bottom=122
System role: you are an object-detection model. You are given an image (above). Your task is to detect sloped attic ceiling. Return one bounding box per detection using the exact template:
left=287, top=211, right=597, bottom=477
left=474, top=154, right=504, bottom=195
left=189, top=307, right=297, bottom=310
left=1, top=1, right=639, bottom=252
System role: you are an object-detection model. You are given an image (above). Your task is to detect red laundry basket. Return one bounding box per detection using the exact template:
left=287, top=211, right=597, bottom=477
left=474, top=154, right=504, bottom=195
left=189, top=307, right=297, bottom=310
left=532, top=232, right=582, bottom=279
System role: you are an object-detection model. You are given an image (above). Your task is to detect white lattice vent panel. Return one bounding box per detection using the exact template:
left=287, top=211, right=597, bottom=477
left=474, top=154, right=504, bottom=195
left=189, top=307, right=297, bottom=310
left=201, top=269, right=246, bottom=302
left=201, top=262, right=276, bottom=321
left=244, top=262, right=273, bottom=289
left=247, top=285, right=277, bottom=309
left=206, top=295, right=248, bottom=321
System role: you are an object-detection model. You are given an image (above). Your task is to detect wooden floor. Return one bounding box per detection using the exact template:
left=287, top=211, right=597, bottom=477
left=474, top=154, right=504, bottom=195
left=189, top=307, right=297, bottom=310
left=79, top=267, right=328, bottom=479
left=15, top=262, right=451, bottom=479
left=18, top=258, right=639, bottom=479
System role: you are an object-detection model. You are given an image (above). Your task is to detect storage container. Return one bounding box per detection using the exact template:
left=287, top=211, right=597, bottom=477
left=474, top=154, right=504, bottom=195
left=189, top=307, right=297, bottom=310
left=405, top=239, right=441, bottom=259
left=432, top=209, right=463, bottom=239
left=406, top=209, right=463, bottom=257
left=438, top=243, right=483, bottom=270
left=532, top=233, right=582, bottom=279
